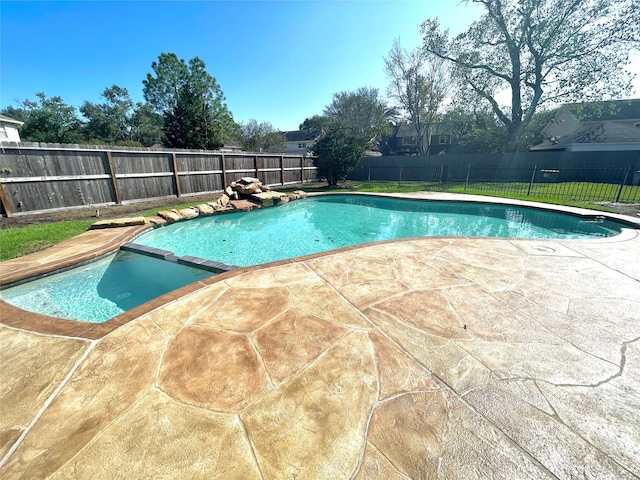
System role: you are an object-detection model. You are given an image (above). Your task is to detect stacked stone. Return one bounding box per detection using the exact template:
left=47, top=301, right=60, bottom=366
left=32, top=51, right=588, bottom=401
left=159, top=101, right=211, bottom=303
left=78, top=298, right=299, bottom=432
left=91, top=178, right=309, bottom=228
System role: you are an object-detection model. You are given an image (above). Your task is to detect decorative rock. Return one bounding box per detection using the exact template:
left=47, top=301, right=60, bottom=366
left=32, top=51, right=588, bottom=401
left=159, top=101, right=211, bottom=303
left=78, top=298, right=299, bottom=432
left=251, top=191, right=288, bottom=207
left=195, top=203, right=214, bottom=215
left=294, top=190, right=308, bottom=198
left=236, top=183, right=262, bottom=196
left=219, top=194, right=230, bottom=207
left=176, top=208, right=199, bottom=220
left=230, top=199, right=260, bottom=212
left=225, top=186, right=234, bottom=197
left=90, top=217, right=148, bottom=229
left=287, top=193, right=300, bottom=201
left=148, top=216, right=167, bottom=226
left=275, top=195, right=289, bottom=205
left=157, top=210, right=182, bottom=222
left=239, top=177, right=261, bottom=184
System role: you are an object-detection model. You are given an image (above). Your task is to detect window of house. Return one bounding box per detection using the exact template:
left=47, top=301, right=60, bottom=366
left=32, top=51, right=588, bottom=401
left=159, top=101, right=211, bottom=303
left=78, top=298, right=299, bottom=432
left=439, top=135, right=447, bottom=145
left=402, top=137, right=416, bottom=145
left=298, top=143, right=307, bottom=149
left=0, top=126, right=7, bottom=139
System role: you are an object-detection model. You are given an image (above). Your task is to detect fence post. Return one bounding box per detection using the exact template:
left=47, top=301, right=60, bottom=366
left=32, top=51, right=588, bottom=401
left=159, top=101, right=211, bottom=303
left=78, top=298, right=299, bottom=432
left=439, top=164, right=444, bottom=189
left=0, top=181, right=12, bottom=217
left=171, top=152, right=182, bottom=198
left=398, top=163, right=403, bottom=185
left=105, top=151, right=122, bottom=205
left=280, top=155, right=285, bottom=186
left=254, top=155, right=259, bottom=179
left=527, top=164, right=537, bottom=196
left=615, top=165, right=631, bottom=202
left=300, top=156, right=304, bottom=183
left=221, top=154, right=227, bottom=189
left=465, top=164, right=471, bottom=191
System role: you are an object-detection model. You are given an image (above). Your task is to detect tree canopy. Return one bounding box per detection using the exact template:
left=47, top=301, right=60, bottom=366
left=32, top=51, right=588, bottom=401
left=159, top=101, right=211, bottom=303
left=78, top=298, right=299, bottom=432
left=323, top=87, right=395, bottom=145
left=143, top=53, right=238, bottom=149
left=239, top=119, right=286, bottom=153
left=384, top=39, right=452, bottom=154
left=421, top=0, right=640, bottom=147
left=3, top=93, right=84, bottom=143
left=310, top=125, right=368, bottom=186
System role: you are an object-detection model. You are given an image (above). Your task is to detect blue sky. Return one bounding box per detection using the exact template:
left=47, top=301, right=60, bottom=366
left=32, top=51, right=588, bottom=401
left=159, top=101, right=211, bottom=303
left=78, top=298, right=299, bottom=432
left=1, top=1, right=638, bottom=131
left=0, top=0, right=487, bottom=131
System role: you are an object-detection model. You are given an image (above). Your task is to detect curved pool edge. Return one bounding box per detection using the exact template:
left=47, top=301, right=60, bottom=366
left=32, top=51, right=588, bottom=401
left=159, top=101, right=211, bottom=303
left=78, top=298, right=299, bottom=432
left=307, top=190, right=640, bottom=228
left=1, top=192, right=639, bottom=339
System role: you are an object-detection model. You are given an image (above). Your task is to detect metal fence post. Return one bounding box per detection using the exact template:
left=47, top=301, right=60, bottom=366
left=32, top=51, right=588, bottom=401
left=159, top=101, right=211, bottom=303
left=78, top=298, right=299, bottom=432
left=527, top=164, right=537, bottom=196
left=465, top=164, right=471, bottom=191
left=615, top=165, right=631, bottom=202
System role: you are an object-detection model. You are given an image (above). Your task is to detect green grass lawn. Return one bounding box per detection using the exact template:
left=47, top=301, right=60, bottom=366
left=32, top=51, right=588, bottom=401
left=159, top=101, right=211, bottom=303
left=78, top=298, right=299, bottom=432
left=0, top=220, right=94, bottom=262
left=1, top=180, right=637, bottom=261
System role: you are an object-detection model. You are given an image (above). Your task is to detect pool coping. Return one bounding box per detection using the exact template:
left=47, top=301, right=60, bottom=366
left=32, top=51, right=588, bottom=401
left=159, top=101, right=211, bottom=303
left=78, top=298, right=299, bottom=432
left=1, top=192, right=639, bottom=339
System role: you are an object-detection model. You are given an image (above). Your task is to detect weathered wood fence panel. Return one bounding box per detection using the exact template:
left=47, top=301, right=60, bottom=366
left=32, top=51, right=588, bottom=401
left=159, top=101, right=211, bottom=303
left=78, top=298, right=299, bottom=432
left=0, top=143, right=316, bottom=216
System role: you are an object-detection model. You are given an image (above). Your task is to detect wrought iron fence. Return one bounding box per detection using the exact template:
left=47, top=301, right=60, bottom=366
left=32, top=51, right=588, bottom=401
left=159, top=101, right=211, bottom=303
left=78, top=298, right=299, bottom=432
left=358, top=163, right=640, bottom=203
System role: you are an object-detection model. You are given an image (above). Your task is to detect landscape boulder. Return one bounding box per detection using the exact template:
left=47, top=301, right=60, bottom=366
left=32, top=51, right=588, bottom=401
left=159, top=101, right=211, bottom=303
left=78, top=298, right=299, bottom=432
left=251, top=191, right=289, bottom=207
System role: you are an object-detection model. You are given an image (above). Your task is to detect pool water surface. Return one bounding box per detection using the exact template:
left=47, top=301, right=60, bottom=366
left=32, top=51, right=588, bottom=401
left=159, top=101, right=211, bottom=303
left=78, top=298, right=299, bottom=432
left=0, top=250, right=212, bottom=322
left=136, top=195, right=627, bottom=267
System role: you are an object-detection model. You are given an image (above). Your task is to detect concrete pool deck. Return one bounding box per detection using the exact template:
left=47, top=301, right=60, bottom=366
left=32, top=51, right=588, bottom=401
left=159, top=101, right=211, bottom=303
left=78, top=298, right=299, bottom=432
left=1, top=193, right=640, bottom=478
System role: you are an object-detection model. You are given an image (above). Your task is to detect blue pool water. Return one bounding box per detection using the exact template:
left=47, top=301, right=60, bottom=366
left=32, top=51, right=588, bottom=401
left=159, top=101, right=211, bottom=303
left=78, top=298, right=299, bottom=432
left=0, top=250, right=212, bottom=323
left=136, top=195, right=627, bottom=267
left=1, top=195, right=631, bottom=323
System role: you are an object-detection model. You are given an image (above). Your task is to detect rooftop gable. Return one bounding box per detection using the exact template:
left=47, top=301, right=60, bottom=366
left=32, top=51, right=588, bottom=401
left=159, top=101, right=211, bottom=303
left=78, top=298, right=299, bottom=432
left=0, top=114, right=24, bottom=126
left=283, top=129, right=322, bottom=142
left=561, top=99, right=640, bottom=123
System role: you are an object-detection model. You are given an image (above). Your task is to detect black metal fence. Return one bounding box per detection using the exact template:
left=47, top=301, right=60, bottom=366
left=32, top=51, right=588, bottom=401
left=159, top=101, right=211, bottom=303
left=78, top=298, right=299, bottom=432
left=349, top=152, right=640, bottom=204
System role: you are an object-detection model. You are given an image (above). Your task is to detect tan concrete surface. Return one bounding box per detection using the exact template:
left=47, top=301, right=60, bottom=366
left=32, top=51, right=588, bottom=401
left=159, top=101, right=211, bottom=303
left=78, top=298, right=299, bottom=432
left=1, top=196, right=639, bottom=478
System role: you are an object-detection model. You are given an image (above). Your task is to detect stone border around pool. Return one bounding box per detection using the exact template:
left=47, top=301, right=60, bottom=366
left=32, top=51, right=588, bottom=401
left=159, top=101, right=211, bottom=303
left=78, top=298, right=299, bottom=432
left=2, top=192, right=639, bottom=340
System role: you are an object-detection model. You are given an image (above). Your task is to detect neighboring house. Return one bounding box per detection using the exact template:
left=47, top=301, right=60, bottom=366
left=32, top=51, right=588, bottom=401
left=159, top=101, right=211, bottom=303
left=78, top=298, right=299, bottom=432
left=382, top=123, right=453, bottom=155
left=283, top=129, right=322, bottom=154
left=530, top=99, right=640, bottom=152
left=0, top=114, right=23, bottom=143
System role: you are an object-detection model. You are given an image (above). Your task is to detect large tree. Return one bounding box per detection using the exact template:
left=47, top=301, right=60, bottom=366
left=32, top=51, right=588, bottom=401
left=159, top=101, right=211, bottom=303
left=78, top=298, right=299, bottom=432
left=384, top=38, right=452, bottom=155
left=239, top=119, right=286, bottom=153
left=80, top=85, right=135, bottom=143
left=421, top=0, right=639, bottom=148
left=81, top=86, right=164, bottom=146
left=309, top=125, right=368, bottom=187
left=143, top=53, right=238, bottom=149
left=3, top=93, right=84, bottom=143
left=323, top=87, right=395, bottom=146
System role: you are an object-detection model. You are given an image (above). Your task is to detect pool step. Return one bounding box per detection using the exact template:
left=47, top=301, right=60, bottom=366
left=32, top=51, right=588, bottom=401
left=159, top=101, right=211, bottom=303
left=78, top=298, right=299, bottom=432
left=120, top=243, right=240, bottom=274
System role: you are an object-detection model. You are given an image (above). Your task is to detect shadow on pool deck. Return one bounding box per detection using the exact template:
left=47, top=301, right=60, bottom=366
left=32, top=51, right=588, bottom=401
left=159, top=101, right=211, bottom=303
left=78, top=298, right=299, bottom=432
left=1, top=193, right=640, bottom=478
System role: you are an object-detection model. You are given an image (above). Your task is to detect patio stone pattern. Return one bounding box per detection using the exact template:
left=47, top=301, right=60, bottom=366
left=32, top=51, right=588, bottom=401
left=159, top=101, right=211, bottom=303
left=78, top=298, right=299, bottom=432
left=1, top=197, right=639, bottom=478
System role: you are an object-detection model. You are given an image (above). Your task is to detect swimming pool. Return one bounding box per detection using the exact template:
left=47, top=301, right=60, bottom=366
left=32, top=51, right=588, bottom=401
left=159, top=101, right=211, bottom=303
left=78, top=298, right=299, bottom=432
left=1, top=194, right=634, bottom=323
left=135, top=195, right=628, bottom=267
left=0, top=250, right=213, bottom=322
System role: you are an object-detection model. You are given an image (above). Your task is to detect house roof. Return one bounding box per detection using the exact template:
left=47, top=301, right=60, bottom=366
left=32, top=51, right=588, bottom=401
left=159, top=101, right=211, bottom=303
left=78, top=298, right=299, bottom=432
left=0, top=114, right=24, bottom=126
left=561, top=99, right=640, bottom=122
left=283, top=129, right=321, bottom=142
left=530, top=122, right=640, bottom=151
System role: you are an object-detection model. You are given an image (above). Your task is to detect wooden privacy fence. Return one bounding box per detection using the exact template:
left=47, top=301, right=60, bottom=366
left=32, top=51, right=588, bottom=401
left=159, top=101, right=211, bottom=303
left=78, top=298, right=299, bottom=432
left=0, top=144, right=318, bottom=216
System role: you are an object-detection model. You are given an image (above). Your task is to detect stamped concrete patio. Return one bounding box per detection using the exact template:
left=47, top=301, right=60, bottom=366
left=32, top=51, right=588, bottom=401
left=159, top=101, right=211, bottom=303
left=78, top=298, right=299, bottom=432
left=1, top=194, right=639, bottom=479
